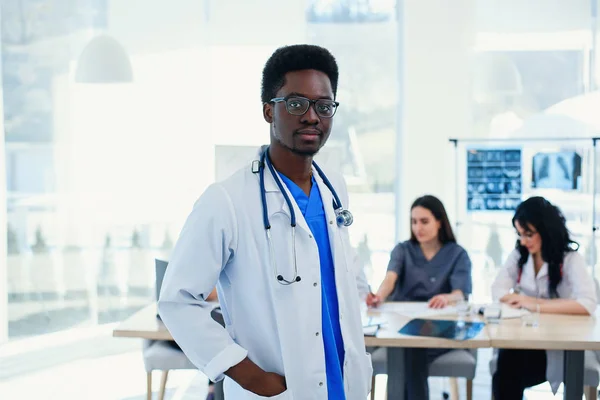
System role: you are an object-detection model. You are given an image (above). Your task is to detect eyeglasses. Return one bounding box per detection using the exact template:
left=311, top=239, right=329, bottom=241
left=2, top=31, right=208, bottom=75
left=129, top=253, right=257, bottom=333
left=270, top=95, right=339, bottom=118
left=517, top=231, right=538, bottom=240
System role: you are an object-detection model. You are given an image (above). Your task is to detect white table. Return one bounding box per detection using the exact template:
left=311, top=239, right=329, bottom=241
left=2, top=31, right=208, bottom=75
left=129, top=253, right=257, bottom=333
left=366, top=302, right=600, bottom=400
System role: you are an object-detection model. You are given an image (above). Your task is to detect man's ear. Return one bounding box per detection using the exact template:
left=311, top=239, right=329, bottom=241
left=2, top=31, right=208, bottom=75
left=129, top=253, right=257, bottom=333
left=263, top=103, right=273, bottom=123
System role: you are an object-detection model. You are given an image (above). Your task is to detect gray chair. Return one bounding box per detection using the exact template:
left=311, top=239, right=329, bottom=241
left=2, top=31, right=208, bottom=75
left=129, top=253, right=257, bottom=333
left=489, top=278, right=600, bottom=400
left=143, top=340, right=197, bottom=400
left=370, top=347, right=477, bottom=400
left=145, top=259, right=224, bottom=400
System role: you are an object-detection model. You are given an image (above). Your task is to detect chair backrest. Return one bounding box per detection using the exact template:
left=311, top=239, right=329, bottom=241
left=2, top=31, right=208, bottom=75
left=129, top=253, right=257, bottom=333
left=155, top=258, right=168, bottom=301
left=155, top=258, right=225, bottom=328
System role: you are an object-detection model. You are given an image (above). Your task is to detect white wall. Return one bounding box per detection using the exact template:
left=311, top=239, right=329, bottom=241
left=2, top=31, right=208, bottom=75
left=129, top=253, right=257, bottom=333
left=0, top=56, right=7, bottom=345
left=108, top=0, right=307, bottom=53
left=54, top=2, right=309, bottom=246
left=476, top=0, right=593, bottom=33
left=108, top=0, right=208, bottom=53
left=61, top=48, right=214, bottom=246
left=397, top=0, right=476, bottom=241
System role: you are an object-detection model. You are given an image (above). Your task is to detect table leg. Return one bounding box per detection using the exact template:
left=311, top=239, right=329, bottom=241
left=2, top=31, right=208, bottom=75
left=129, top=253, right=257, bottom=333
left=213, top=380, right=225, bottom=400
left=563, top=350, right=584, bottom=400
left=386, top=348, right=405, bottom=400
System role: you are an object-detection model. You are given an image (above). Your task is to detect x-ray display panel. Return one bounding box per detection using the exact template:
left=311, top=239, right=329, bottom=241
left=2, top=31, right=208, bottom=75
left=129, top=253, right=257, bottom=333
left=467, top=149, right=522, bottom=211
left=531, top=151, right=581, bottom=190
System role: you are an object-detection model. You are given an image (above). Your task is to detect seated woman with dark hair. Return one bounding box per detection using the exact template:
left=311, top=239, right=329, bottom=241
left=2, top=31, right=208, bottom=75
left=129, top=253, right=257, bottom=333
left=491, top=196, right=597, bottom=399
left=366, top=195, right=472, bottom=400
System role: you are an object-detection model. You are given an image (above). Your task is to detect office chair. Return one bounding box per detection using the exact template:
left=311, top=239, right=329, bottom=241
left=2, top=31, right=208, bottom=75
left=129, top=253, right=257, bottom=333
left=144, top=259, right=224, bottom=400
left=369, top=347, right=477, bottom=400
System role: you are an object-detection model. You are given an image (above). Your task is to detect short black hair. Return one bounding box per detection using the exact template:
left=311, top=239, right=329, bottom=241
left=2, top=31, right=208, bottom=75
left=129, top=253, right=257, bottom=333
left=261, top=44, right=339, bottom=104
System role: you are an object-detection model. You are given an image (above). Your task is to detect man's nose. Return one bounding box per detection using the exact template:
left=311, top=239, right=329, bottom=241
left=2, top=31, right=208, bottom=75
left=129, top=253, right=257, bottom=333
left=300, top=104, right=320, bottom=124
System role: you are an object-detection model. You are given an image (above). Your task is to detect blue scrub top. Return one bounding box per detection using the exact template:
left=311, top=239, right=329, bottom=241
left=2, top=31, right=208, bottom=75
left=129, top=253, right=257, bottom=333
left=278, top=173, right=346, bottom=400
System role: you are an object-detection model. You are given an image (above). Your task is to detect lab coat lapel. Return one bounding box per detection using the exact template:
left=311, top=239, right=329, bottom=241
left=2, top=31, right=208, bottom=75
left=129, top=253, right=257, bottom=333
left=536, top=262, right=549, bottom=280
left=314, top=169, right=345, bottom=271
left=262, top=160, right=311, bottom=235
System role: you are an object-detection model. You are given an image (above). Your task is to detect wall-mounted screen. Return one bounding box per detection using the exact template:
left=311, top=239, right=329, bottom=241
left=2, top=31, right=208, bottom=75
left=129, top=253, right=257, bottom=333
left=467, top=148, right=522, bottom=211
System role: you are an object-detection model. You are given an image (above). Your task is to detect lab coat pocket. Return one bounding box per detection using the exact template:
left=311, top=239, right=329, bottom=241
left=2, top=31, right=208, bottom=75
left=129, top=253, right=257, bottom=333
left=247, top=388, right=293, bottom=400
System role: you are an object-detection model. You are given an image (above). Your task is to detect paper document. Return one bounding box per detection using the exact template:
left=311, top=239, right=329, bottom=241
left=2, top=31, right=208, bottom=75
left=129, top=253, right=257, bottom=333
left=500, top=304, right=530, bottom=319
left=474, top=303, right=530, bottom=319
left=363, top=325, right=380, bottom=336
left=369, top=302, right=529, bottom=321
left=378, top=302, right=458, bottom=318
left=362, top=316, right=386, bottom=336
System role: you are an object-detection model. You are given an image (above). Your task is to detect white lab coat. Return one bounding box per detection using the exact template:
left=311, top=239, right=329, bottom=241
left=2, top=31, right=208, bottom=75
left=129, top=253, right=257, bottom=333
left=491, top=249, right=597, bottom=393
left=158, top=148, right=373, bottom=400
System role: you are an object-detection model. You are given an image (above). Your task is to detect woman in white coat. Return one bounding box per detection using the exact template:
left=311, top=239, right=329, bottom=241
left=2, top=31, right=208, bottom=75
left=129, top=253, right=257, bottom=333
left=491, top=196, right=597, bottom=399
left=158, top=44, right=372, bottom=400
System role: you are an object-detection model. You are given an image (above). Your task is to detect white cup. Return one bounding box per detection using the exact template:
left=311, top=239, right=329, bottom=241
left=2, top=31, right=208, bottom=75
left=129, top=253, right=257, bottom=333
left=522, top=303, right=540, bottom=327
left=484, top=303, right=502, bottom=324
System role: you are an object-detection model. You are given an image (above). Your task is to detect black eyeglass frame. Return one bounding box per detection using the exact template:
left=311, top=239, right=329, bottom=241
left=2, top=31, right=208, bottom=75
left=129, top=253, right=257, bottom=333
left=269, top=95, right=340, bottom=118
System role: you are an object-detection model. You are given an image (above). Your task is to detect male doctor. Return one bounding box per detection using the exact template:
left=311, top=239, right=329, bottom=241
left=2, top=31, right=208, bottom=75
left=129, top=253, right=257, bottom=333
left=158, top=44, right=372, bottom=400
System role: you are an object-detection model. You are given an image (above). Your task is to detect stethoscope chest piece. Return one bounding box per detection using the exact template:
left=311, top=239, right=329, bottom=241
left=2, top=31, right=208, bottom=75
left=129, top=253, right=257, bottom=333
left=335, top=208, right=353, bottom=227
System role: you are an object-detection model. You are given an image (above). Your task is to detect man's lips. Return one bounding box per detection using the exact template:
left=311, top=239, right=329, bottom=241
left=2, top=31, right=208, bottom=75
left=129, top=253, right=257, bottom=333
left=296, top=128, right=322, bottom=135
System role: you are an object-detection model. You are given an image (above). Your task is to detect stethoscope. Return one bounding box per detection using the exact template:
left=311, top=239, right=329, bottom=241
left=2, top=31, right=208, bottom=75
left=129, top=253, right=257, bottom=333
left=252, top=146, right=353, bottom=285
left=511, top=262, right=563, bottom=295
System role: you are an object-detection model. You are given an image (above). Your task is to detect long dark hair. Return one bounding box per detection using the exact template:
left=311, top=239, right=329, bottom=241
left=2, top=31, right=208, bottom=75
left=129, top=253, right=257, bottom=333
left=512, top=196, right=578, bottom=298
left=409, top=195, right=456, bottom=244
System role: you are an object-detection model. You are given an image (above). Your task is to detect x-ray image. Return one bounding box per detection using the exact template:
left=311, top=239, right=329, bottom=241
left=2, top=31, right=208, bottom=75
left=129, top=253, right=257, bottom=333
left=504, top=150, right=521, bottom=163
left=507, top=181, right=521, bottom=194
left=485, top=151, right=503, bottom=162
left=467, top=148, right=522, bottom=212
left=504, top=198, right=522, bottom=209
left=531, top=151, right=582, bottom=190
left=486, top=182, right=505, bottom=194
left=467, top=151, right=485, bottom=163
left=468, top=167, right=484, bottom=178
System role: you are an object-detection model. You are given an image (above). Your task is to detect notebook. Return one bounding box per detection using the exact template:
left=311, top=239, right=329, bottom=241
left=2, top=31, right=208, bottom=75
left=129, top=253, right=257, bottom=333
left=363, top=316, right=386, bottom=336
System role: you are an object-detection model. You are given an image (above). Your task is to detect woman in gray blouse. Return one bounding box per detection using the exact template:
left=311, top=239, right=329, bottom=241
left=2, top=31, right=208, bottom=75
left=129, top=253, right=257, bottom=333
left=366, top=195, right=472, bottom=400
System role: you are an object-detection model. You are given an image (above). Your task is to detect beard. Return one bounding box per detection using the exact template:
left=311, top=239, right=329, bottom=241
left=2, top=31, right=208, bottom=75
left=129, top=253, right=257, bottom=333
left=272, top=133, right=322, bottom=157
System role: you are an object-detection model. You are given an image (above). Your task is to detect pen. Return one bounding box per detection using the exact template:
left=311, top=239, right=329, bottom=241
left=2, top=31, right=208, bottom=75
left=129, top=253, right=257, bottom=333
left=363, top=322, right=387, bottom=328
left=368, top=285, right=375, bottom=296
left=374, top=324, right=381, bottom=336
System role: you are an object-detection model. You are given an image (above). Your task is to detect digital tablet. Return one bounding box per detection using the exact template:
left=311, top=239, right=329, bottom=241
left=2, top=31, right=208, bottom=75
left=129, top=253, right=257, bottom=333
left=399, top=318, right=485, bottom=341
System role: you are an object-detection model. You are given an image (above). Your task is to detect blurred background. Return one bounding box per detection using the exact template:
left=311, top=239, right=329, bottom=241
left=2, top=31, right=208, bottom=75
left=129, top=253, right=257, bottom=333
left=2, top=0, right=600, bottom=398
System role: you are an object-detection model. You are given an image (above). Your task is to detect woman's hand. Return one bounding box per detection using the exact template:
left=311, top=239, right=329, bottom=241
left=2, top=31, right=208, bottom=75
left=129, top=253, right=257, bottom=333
left=366, top=293, right=383, bottom=308
left=428, top=294, right=450, bottom=309
left=500, top=293, right=537, bottom=311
